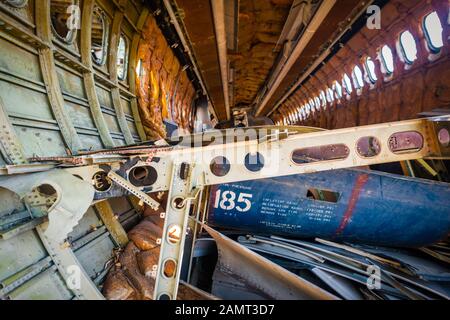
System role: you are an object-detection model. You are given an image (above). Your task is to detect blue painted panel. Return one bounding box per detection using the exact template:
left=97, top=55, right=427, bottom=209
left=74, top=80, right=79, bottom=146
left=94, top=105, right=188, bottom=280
left=208, top=169, right=450, bottom=247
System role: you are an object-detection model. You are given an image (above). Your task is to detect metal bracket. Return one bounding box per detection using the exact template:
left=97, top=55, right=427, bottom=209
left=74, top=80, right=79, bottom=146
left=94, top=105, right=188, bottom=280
left=107, top=171, right=160, bottom=210
left=0, top=169, right=102, bottom=299
left=0, top=170, right=95, bottom=242
left=153, top=162, right=196, bottom=300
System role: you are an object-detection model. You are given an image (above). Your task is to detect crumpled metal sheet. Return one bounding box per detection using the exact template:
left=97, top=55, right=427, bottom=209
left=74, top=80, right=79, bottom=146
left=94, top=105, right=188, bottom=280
left=0, top=170, right=94, bottom=242
left=203, top=224, right=338, bottom=300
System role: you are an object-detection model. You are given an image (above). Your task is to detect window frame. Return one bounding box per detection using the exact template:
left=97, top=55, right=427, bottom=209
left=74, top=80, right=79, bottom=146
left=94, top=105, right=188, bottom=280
left=380, top=45, right=395, bottom=75
left=399, top=30, right=418, bottom=65
left=91, top=6, right=110, bottom=66
left=343, top=73, right=353, bottom=94
left=352, top=65, right=365, bottom=89
left=5, top=0, right=28, bottom=8
left=364, top=57, right=378, bottom=84
left=314, top=96, right=321, bottom=110
left=117, top=34, right=129, bottom=81
left=423, top=11, right=444, bottom=54
left=326, top=87, right=334, bottom=103
left=50, top=0, right=79, bottom=44
left=334, top=81, right=343, bottom=99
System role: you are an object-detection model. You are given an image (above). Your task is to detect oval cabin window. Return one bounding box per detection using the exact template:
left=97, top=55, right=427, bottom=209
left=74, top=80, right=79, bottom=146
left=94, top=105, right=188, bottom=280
left=343, top=73, right=353, bottom=94
left=91, top=8, right=109, bottom=66
left=399, top=31, right=418, bottom=64
left=319, top=91, right=327, bottom=108
left=365, top=57, right=378, bottom=83
left=334, top=81, right=343, bottom=99
left=309, top=99, right=315, bottom=112
left=423, top=12, right=444, bottom=53
left=51, top=0, right=79, bottom=43
left=314, top=96, right=321, bottom=110
left=381, top=45, right=395, bottom=74
left=326, top=87, right=334, bottom=103
left=117, top=35, right=128, bottom=80
left=352, top=65, right=364, bottom=89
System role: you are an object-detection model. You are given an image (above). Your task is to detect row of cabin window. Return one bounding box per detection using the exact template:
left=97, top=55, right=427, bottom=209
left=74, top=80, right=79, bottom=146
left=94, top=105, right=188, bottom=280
left=49, top=1, right=128, bottom=81
left=278, top=10, right=447, bottom=125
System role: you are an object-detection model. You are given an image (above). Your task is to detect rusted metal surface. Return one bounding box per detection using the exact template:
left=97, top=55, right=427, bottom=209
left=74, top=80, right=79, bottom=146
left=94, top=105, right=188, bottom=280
left=175, top=0, right=227, bottom=121
left=233, top=0, right=293, bottom=108
left=260, top=0, right=365, bottom=116
left=274, top=0, right=450, bottom=129
left=203, top=224, right=338, bottom=300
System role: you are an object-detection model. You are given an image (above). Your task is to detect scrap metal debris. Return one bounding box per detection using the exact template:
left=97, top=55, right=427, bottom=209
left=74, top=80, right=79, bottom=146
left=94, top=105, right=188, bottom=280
left=234, top=235, right=450, bottom=300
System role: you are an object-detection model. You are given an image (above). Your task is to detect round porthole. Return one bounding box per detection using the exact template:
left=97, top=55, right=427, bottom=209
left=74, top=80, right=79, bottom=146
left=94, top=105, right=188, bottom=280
left=129, top=166, right=158, bottom=187
left=167, top=224, right=182, bottom=245
left=162, top=259, right=177, bottom=279
left=356, top=137, right=381, bottom=158
left=171, top=196, right=186, bottom=210
left=158, top=293, right=171, bottom=300
left=210, top=156, right=230, bottom=177
left=244, top=152, right=264, bottom=172
left=438, top=128, right=450, bottom=147
left=37, top=184, right=57, bottom=197
left=92, top=171, right=112, bottom=192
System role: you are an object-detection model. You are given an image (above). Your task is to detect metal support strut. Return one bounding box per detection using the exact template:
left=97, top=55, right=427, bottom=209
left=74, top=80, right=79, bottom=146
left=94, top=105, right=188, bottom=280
left=153, top=162, right=197, bottom=300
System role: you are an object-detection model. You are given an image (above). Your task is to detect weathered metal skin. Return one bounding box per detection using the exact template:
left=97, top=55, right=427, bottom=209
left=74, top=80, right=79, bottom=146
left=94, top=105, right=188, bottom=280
left=208, top=169, right=450, bottom=247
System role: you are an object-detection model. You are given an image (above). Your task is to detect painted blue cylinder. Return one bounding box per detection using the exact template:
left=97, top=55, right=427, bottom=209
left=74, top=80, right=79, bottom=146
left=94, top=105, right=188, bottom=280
left=207, top=169, right=450, bottom=247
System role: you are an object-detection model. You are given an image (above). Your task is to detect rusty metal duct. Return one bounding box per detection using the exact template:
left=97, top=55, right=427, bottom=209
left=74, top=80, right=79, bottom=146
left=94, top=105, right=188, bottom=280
left=254, top=0, right=337, bottom=116
left=211, top=0, right=231, bottom=120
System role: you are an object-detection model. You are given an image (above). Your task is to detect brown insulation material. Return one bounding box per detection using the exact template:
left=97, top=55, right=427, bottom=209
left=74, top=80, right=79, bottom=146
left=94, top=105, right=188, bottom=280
left=119, top=242, right=154, bottom=300
left=102, top=268, right=139, bottom=300
left=137, top=246, right=161, bottom=277
left=233, top=0, right=292, bottom=107
left=273, top=0, right=450, bottom=129
left=136, top=15, right=196, bottom=139
left=128, top=219, right=163, bottom=251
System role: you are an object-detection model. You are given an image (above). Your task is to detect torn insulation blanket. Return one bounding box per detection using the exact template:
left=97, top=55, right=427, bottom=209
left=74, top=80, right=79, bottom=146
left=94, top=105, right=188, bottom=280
left=136, top=15, right=196, bottom=139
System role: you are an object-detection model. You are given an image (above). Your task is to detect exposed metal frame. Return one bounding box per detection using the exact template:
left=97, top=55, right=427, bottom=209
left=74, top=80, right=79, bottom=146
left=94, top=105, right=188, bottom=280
left=267, top=1, right=376, bottom=117
left=162, top=0, right=219, bottom=121
left=109, top=10, right=135, bottom=145
left=80, top=0, right=115, bottom=148
left=1, top=116, right=449, bottom=300
left=153, top=162, right=199, bottom=300
left=35, top=1, right=84, bottom=153
left=211, top=0, right=231, bottom=120
left=254, top=0, right=337, bottom=116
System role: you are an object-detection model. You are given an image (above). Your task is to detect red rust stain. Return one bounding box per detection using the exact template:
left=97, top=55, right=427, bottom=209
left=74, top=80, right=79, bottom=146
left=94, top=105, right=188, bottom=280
left=335, top=173, right=369, bottom=235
